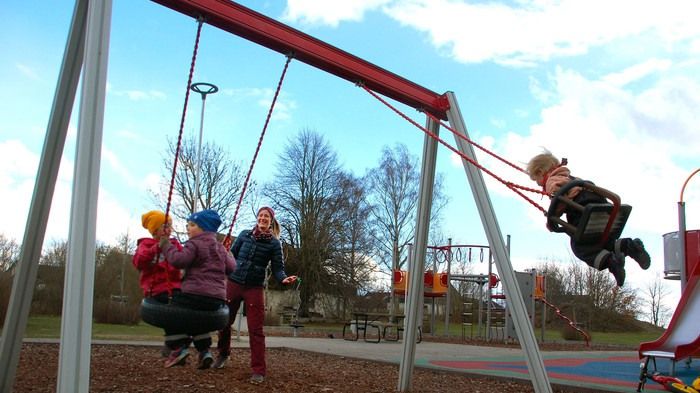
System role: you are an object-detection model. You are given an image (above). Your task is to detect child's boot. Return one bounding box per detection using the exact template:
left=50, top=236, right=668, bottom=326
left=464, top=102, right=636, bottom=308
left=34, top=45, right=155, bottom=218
left=619, top=238, right=651, bottom=270
left=607, top=253, right=626, bottom=287
left=198, top=350, right=214, bottom=370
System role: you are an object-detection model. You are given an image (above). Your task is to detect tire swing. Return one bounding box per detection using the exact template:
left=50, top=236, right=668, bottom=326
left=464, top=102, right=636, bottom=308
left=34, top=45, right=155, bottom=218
left=140, top=297, right=229, bottom=333
left=140, top=17, right=294, bottom=333
left=138, top=18, right=230, bottom=334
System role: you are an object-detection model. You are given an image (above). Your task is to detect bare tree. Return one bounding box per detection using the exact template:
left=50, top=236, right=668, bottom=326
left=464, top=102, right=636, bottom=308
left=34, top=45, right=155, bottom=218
left=0, top=234, right=20, bottom=272
left=0, top=234, right=21, bottom=321
left=365, top=144, right=447, bottom=314
left=537, top=255, right=640, bottom=331
left=32, top=240, right=68, bottom=315
left=366, top=144, right=447, bottom=272
left=115, top=233, right=136, bottom=301
left=644, top=275, right=671, bottom=327
left=365, top=144, right=418, bottom=275
left=264, top=129, right=344, bottom=315
left=156, top=137, right=253, bottom=231
left=326, top=174, right=376, bottom=306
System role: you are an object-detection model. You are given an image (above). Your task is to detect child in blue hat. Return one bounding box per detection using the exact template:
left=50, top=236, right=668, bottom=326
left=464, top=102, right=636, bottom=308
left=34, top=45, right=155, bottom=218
left=160, top=209, right=236, bottom=369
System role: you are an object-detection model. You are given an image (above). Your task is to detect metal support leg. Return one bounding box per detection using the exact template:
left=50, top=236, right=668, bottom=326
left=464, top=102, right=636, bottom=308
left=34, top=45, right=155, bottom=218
left=398, top=115, right=439, bottom=392
left=445, top=92, right=552, bottom=393
left=57, top=1, right=113, bottom=392
left=0, top=1, right=88, bottom=392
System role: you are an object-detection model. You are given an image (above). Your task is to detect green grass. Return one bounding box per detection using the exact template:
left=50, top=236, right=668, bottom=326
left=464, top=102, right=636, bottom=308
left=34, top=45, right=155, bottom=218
left=424, top=322, right=664, bottom=348
left=20, top=315, right=163, bottom=341
left=12, top=315, right=664, bottom=348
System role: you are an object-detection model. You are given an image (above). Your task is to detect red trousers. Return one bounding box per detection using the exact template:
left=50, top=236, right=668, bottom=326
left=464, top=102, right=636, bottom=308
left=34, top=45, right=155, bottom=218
left=217, top=281, right=266, bottom=375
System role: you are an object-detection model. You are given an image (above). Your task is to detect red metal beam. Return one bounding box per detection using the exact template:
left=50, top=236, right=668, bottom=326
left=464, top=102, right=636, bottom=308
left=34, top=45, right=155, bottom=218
left=150, top=0, right=450, bottom=119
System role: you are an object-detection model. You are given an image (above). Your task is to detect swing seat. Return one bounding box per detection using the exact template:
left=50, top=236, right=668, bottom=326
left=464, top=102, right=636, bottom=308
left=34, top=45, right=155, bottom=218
left=140, top=297, right=230, bottom=333
left=546, top=179, right=631, bottom=245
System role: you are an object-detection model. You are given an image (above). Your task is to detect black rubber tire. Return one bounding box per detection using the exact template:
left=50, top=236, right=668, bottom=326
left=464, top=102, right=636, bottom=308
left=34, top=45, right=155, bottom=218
left=140, top=298, right=229, bottom=333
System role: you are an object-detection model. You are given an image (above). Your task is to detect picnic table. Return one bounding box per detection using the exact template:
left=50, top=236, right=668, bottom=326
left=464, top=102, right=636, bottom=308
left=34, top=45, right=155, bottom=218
left=342, top=312, right=421, bottom=343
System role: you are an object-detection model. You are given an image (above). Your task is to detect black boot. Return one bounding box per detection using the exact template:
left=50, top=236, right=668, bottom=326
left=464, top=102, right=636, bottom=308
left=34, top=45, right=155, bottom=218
left=607, top=253, right=626, bottom=287
left=620, top=238, right=651, bottom=270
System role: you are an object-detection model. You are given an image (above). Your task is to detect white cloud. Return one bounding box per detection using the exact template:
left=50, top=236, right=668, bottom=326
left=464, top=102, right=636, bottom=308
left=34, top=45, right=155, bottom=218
left=0, top=140, right=72, bottom=243
left=491, top=65, right=700, bottom=244
left=102, top=147, right=138, bottom=188
left=222, top=87, right=296, bottom=122
left=602, top=58, right=672, bottom=87
left=109, top=87, right=167, bottom=101
left=15, top=63, right=40, bottom=81
left=282, top=0, right=391, bottom=27
left=115, top=128, right=141, bottom=141
left=0, top=140, right=147, bottom=246
left=377, top=0, right=700, bottom=66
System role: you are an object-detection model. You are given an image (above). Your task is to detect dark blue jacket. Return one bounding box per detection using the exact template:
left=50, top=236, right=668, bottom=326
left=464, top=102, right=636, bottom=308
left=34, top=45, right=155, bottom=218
left=228, top=229, right=287, bottom=287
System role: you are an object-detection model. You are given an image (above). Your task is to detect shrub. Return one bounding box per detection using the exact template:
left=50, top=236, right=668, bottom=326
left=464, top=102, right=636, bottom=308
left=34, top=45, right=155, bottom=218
left=93, top=299, right=141, bottom=325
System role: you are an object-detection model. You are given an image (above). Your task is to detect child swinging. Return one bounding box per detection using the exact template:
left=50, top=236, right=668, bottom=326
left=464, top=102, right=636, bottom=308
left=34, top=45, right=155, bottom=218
left=526, top=150, right=651, bottom=287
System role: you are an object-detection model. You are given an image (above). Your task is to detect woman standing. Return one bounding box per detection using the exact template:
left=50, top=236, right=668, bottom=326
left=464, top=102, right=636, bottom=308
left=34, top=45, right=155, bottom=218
left=214, top=206, right=297, bottom=384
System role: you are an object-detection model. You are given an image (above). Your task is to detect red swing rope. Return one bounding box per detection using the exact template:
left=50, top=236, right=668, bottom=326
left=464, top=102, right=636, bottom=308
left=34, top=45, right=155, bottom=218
left=360, top=85, right=548, bottom=215
left=421, top=110, right=530, bottom=176
left=420, top=110, right=548, bottom=195
left=165, top=19, right=204, bottom=221
left=156, top=18, right=204, bottom=297
left=224, top=55, right=293, bottom=245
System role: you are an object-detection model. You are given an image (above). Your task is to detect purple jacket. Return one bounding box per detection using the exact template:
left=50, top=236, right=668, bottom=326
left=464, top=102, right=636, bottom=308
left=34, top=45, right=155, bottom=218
left=162, top=232, right=235, bottom=301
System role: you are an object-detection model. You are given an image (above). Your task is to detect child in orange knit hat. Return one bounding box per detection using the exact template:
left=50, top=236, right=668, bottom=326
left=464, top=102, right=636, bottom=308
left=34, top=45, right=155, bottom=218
left=133, top=210, right=189, bottom=366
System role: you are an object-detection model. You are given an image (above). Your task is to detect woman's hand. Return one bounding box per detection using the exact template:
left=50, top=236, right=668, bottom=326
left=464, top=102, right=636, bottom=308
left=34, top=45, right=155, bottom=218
left=282, top=275, right=298, bottom=285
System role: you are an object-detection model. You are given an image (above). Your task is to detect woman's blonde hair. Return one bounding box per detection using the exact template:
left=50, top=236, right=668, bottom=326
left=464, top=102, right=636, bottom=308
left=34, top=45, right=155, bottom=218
left=526, top=150, right=560, bottom=181
left=270, top=217, right=281, bottom=238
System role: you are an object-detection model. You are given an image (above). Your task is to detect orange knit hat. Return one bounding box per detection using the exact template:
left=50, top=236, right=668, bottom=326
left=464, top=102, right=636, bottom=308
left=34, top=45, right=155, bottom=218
left=141, top=210, right=171, bottom=235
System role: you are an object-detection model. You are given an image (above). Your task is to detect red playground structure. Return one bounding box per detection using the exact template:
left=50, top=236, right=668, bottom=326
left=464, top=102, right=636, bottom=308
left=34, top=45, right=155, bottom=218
left=638, top=170, right=700, bottom=392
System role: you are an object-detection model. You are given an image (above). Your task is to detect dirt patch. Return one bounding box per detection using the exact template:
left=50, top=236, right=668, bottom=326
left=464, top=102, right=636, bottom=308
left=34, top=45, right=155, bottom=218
left=13, top=342, right=575, bottom=392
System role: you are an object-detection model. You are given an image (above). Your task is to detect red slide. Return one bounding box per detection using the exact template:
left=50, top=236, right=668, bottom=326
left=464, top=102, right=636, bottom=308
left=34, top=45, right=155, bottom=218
left=639, top=261, right=700, bottom=362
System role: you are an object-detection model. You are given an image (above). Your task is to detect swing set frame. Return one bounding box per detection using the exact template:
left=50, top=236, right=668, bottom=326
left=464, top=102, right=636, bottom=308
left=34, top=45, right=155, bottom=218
left=0, top=1, right=554, bottom=392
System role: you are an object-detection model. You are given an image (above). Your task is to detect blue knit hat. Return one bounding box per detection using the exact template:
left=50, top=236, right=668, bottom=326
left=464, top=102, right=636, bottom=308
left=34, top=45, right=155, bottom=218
left=188, top=209, right=222, bottom=233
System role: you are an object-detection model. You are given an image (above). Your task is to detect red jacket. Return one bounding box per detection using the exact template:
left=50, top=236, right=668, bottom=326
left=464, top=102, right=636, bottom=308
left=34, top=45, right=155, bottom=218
left=133, top=237, right=183, bottom=297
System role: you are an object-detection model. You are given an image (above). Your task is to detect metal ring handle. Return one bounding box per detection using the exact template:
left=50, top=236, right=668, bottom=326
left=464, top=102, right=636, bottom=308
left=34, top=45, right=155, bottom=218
left=190, top=82, right=219, bottom=96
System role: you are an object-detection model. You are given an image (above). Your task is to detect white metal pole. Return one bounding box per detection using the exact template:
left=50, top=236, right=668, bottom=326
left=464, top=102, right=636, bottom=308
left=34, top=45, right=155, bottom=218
left=398, top=116, right=439, bottom=392
left=189, top=83, right=218, bottom=213
left=446, top=92, right=552, bottom=393
left=0, top=2, right=88, bottom=391
left=679, top=202, right=687, bottom=291
left=57, top=1, right=112, bottom=392
left=193, top=102, right=205, bottom=213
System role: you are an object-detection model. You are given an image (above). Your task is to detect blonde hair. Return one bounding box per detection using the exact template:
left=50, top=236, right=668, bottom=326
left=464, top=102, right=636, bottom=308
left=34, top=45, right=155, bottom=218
left=526, top=150, right=560, bottom=182
left=271, top=217, right=281, bottom=238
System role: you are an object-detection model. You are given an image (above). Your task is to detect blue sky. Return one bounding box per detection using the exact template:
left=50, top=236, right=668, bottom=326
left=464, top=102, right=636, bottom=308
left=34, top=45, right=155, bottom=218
left=2, top=0, right=700, bottom=309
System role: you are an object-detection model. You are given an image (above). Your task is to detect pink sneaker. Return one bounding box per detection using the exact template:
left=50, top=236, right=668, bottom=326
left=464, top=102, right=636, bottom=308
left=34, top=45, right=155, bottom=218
left=164, top=347, right=189, bottom=368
